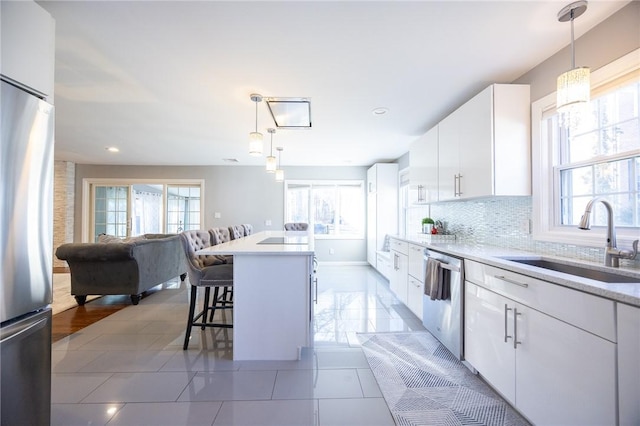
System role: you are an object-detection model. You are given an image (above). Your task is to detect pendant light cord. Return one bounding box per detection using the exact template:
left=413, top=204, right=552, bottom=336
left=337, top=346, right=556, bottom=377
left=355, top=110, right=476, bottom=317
left=570, top=9, right=575, bottom=69
left=255, top=101, right=259, bottom=133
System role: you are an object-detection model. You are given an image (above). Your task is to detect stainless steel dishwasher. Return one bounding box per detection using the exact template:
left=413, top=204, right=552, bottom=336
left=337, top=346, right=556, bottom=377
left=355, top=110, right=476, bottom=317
left=422, top=248, right=464, bottom=359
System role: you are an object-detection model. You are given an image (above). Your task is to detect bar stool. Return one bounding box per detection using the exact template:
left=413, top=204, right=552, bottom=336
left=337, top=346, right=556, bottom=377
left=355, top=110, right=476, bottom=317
left=228, top=225, right=244, bottom=240
left=284, top=222, right=309, bottom=231
left=179, top=230, right=233, bottom=350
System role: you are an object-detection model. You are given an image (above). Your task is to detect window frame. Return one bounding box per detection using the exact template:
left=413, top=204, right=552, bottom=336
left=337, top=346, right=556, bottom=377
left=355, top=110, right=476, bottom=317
left=532, top=48, right=640, bottom=248
left=284, top=179, right=366, bottom=240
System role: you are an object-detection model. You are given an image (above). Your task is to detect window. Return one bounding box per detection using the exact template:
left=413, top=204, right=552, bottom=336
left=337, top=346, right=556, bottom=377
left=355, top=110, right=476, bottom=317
left=285, top=180, right=365, bottom=238
left=82, top=179, right=204, bottom=242
left=532, top=49, right=640, bottom=247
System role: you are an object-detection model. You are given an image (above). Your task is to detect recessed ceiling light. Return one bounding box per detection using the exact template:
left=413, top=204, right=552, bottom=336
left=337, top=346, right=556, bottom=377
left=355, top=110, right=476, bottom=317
left=372, top=107, right=388, bottom=116
left=223, top=158, right=239, bottom=163
left=105, top=147, right=119, bottom=153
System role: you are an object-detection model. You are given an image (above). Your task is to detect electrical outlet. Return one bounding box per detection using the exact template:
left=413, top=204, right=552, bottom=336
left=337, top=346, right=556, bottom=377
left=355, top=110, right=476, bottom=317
left=329, top=248, right=335, bottom=255
left=265, top=219, right=272, bottom=226
left=214, top=212, right=221, bottom=219
left=519, top=219, right=531, bottom=234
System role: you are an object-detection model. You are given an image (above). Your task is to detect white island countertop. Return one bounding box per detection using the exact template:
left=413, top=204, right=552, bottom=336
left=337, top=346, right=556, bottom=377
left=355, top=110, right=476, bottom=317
left=196, top=230, right=314, bottom=256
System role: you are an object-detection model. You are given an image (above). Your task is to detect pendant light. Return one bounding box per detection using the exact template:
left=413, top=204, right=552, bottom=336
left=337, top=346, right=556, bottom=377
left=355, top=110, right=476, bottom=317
left=275, top=147, right=284, bottom=182
left=249, top=94, right=263, bottom=156
left=266, top=128, right=277, bottom=173
left=556, top=1, right=590, bottom=129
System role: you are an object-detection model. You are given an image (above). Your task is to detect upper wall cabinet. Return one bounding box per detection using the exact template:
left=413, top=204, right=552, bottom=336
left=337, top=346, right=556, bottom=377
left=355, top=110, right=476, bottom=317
left=409, top=125, right=438, bottom=204
left=438, top=84, right=530, bottom=201
left=1, top=1, right=55, bottom=98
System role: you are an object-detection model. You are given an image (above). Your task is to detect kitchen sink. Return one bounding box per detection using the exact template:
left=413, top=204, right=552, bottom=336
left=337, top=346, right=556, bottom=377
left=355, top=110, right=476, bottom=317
left=498, top=257, right=640, bottom=284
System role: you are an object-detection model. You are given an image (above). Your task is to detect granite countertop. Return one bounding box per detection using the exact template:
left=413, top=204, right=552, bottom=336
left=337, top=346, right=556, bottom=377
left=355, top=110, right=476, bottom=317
left=390, top=235, right=640, bottom=307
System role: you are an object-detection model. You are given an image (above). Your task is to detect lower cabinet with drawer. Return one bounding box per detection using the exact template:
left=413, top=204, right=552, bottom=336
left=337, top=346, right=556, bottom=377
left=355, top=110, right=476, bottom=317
left=618, top=302, right=640, bottom=425
left=464, top=260, right=617, bottom=425
left=389, top=239, right=408, bottom=304
left=407, top=243, right=425, bottom=318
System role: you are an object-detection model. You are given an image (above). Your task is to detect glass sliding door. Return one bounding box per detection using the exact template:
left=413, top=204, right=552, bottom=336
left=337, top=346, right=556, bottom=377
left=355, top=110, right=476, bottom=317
left=84, top=180, right=204, bottom=242
left=93, top=185, right=130, bottom=240
left=131, top=184, right=163, bottom=235
left=166, top=185, right=201, bottom=233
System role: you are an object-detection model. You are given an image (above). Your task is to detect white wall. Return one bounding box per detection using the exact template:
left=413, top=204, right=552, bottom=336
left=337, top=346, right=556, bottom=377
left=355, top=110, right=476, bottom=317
left=72, top=164, right=369, bottom=262
left=513, top=2, right=639, bottom=100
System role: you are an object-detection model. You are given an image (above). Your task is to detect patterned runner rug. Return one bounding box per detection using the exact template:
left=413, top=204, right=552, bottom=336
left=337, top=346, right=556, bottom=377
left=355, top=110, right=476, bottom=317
left=357, top=332, right=530, bottom=426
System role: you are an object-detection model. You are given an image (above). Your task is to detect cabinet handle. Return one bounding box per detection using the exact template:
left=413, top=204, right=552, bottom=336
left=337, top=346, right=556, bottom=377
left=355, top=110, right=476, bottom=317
left=314, top=277, right=318, bottom=304
left=494, top=275, right=529, bottom=288
left=457, top=174, right=463, bottom=196
left=453, top=175, right=458, bottom=197
left=504, top=304, right=512, bottom=343
left=513, top=308, right=522, bottom=349
left=393, top=253, right=398, bottom=270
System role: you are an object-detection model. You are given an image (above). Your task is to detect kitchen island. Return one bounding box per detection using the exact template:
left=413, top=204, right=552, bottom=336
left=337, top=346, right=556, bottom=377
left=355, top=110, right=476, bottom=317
left=196, top=231, right=315, bottom=361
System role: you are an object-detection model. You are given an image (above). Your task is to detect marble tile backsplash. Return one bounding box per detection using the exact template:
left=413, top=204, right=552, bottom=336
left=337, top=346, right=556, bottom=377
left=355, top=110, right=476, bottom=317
left=407, top=196, right=640, bottom=270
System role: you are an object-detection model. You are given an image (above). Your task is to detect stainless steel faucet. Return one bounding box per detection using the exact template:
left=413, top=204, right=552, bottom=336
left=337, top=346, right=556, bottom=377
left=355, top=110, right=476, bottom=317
left=578, top=197, right=638, bottom=267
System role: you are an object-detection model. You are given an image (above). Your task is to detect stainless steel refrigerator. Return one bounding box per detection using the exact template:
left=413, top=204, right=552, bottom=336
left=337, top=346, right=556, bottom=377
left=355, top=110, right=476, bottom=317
left=1, top=79, right=54, bottom=426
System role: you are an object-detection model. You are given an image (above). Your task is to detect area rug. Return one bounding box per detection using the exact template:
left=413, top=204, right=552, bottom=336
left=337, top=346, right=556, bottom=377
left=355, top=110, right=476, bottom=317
left=52, top=273, right=99, bottom=315
left=357, top=332, right=530, bottom=426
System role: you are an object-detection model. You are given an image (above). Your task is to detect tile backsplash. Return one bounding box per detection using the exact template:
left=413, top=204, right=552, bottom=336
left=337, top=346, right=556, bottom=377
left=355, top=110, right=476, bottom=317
left=407, top=196, right=640, bottom=270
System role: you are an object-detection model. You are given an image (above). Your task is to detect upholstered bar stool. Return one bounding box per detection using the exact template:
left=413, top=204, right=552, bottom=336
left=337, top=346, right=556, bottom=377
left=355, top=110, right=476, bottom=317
left=179, top=230, right=233, bottom=350
left=284, top=222, right=309, bottom=231
left=228, top=225, right=244, bottom=240
left=210, top=227, right=233, bottom=264
left=209, top=227, right=234, bottom=309
left=242, top=224, right=253, bottom=236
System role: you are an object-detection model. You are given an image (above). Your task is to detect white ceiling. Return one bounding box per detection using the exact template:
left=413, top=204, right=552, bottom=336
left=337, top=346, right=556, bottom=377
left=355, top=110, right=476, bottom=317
left=39, top=0, right=629, bottom=167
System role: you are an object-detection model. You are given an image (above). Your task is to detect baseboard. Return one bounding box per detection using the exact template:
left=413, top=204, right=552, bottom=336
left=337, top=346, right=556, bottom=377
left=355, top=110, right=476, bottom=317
left=316, top=261, right=369, bottom=266
left=53, top=266, right=70, bottom=274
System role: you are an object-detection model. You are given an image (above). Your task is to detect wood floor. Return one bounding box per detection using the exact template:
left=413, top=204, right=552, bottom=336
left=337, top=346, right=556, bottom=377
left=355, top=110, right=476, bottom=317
left=51, top=295, right=130, bottom=342
left=51, top=277, right=173, bottom=342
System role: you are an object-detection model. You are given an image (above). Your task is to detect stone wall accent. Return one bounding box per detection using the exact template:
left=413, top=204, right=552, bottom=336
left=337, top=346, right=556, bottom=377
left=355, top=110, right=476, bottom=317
left=53, top=161, right=75, bottom=270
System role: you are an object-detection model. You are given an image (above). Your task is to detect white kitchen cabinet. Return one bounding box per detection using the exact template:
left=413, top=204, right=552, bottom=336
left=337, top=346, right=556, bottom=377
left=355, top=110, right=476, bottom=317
left=516, top=300, right=616, bottom=426
left=465, top=282, right=516, bottom=403
left=389, top=239, right=408, bottom=304
left=407, top=243, right=424, bottom=280
left=407, top=275, right=424, bottom=318
left=375, top=251, right=391, bottom=280
left=464, top=262, right=617, bottom=425
left=1, top=1, right=55, bottom=98
left=409, top=126, right=438, bottom=204
left=618, top=303, right=640, bottom=425
left=406, top=243, right=425, bottom=318
left=367, top=164, right=398, bottom=273
left=438, top=84, right=530, bottom=201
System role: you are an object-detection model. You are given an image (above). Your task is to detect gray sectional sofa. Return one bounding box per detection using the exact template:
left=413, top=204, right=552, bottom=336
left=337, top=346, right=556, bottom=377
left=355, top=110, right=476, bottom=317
left=55, top=233, right=187, bottom=305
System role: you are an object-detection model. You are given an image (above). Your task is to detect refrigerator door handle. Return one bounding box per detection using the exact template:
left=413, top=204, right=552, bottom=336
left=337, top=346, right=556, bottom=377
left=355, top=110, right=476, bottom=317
left=0, top=315, right=48, bottom=343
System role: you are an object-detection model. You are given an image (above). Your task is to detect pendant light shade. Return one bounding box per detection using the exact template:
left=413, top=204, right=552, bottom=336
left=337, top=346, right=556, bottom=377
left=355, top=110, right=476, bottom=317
left=249, top=94, right=263, bottom=156
left=556, top=1, right=590, bottom=129
left=275, top=147, right=284, bottom=182
left=266, top=128, right=277, bottom=173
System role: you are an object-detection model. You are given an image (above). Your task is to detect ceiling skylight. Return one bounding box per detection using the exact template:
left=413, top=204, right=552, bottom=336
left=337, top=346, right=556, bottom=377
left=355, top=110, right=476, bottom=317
left=265, top=97, right=311, bottom=129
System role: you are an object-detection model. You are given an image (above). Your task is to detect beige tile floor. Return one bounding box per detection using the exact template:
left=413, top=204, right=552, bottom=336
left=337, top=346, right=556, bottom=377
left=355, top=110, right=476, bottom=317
left=51, top=265, right=426, bottom=425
